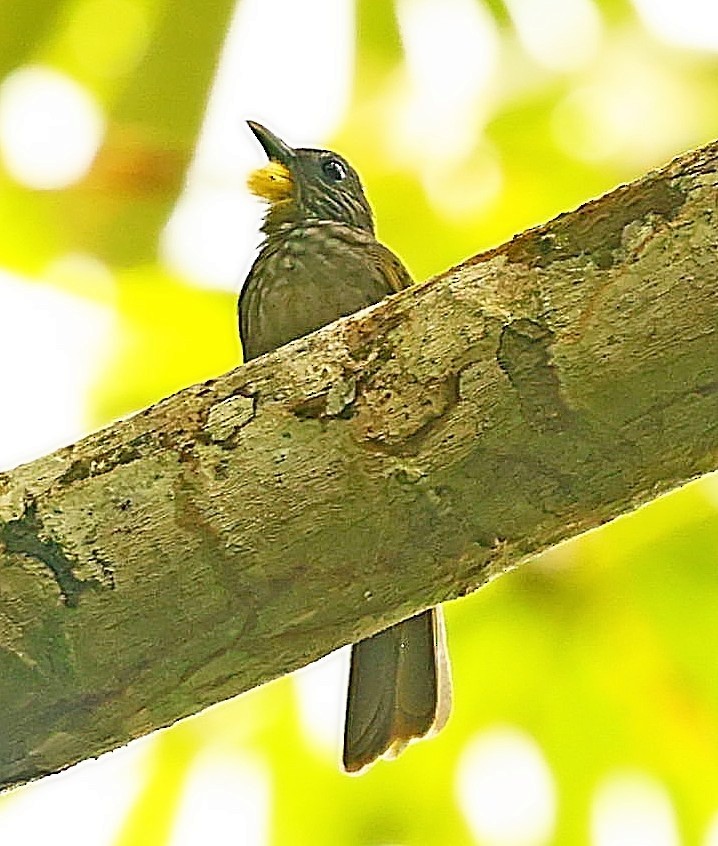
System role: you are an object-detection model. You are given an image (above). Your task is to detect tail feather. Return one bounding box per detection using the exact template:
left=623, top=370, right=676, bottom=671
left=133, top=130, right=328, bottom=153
left=342, top=607, right=451, bottom=773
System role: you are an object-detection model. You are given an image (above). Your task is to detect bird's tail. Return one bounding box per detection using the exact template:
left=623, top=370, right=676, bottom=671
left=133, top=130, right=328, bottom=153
left=342, top=607, right=451, bottom=773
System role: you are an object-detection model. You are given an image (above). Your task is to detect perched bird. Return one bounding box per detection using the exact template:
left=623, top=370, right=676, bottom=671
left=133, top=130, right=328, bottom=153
left=238, top=121, right=451, bottom=772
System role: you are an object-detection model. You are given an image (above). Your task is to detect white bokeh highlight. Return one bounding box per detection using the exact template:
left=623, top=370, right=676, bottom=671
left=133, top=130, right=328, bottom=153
left=457, top=726, right=556, bottom=846
left=395, top=0, right=502, bottom=219
left=632, top=0, right=718, bottom=52
left=0, top=65, right=105, bottom=190
left=703, top=809, right=718, bottom=846
left=0, top=270, right=113, bottom=471
left=396, top=0, right=499, bottom=164
left=0, top=741, right=147, bottom=846
left=293, top=648, right=348, bottom=755
left=505, top=0, right=602, bottom=71
left=590, top=771, right=680, bottom=846
left=161, top=0, right=355, bottom=290
left=551, top=50, right=699, bottom=167
left=168, top=752, right=270, bottom=846
left=44, top=252, right=117, bottom=304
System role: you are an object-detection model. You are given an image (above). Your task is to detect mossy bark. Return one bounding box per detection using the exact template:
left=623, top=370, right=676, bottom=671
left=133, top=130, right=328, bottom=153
left=1, top=139, right=716, bottom=791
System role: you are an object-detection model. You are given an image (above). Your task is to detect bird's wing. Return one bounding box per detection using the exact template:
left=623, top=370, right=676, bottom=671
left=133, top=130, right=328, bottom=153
left=368, top=240, right=414, bottom=293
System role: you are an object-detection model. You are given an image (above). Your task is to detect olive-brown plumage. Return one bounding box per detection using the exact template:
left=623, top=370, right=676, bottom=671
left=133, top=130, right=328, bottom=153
left=238, top=121, right=451, bottom=772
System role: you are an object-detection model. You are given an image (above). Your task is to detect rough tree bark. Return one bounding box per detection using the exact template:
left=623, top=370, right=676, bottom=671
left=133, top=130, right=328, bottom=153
left=1, top=139, right=716, bottom=792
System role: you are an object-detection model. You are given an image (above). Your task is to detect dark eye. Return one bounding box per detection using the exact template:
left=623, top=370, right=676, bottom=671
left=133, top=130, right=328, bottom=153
left=321, top=158, right=347, bottom=182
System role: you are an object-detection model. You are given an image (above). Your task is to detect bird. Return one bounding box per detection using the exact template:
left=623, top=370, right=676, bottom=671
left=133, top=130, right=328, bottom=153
left=238, top=121, right=451, bottom=773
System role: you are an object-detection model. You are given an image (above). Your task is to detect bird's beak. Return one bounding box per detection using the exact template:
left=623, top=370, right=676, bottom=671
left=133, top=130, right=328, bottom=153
left=247, top=121, right=295, bottom=165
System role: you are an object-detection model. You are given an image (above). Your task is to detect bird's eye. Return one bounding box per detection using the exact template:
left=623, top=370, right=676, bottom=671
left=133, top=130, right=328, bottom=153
left=321, top=158, right=347, bottom=182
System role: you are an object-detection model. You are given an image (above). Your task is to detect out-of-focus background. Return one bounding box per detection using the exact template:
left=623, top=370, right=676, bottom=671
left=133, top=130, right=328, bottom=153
left=0, top=0, right=717, bottom=843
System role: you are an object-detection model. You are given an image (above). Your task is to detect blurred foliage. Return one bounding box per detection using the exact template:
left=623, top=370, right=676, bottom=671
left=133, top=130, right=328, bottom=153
left=0, top=0, right=235, bottom=273
left=1, top=0, right=718, bottom=844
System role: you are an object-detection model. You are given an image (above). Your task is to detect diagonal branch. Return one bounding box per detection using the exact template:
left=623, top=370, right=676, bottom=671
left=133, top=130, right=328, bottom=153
left=1, top=139, right=717, bottom=791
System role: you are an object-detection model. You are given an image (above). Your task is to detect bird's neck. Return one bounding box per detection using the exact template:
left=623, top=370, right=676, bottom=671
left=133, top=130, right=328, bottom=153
left=260, top=217, right=375, bottom=245
left=260, top=199, right=297, bottom=232
left=261, top=201, right=375, bottom=238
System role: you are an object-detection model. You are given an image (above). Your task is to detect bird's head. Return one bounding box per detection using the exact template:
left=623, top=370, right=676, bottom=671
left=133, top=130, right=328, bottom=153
left=246, top=121, right=374, bottom=234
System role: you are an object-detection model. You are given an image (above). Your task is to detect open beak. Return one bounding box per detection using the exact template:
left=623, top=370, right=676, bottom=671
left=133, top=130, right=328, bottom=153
left=247, top=121, right=295, bottom=165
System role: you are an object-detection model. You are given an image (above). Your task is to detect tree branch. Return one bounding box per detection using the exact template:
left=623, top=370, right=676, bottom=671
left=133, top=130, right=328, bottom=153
left=1, top=139, right=717, bottom=791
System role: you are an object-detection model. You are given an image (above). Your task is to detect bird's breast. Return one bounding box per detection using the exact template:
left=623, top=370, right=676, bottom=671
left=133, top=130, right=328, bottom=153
left=242, top=223, right=391, bottom=359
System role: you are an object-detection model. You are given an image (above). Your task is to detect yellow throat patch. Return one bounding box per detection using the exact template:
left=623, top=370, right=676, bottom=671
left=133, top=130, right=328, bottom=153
left=247, top=161, right=293, bottom=204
